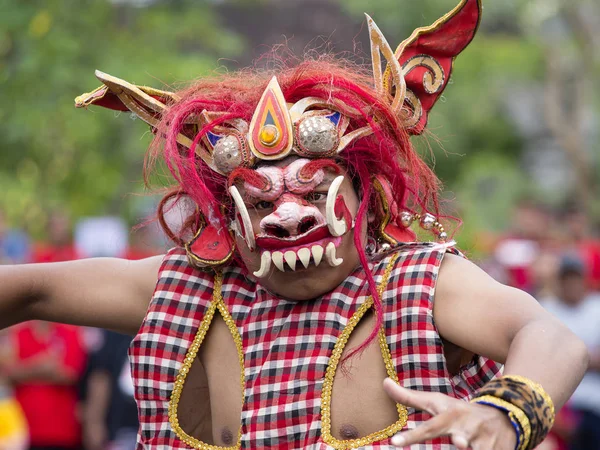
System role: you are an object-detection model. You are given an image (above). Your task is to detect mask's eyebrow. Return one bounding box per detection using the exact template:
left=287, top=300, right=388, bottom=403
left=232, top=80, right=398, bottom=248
left=298, top=159, right=343, bottom=182
left=228, top=167, right=270, bottom=191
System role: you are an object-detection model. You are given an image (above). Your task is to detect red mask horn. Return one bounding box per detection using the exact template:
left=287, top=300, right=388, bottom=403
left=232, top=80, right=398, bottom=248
left=382, top=0, right=482, bottom=135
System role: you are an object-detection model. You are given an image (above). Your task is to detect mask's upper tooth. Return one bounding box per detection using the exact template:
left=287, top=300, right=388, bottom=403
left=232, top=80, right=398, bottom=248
left=272, top=251, right=285, bottom=272
left=311, top=245, right=324, bottom=267
left=252, top=251, right=271, bottom=278
left=325, top=242, right=343, bottom=267
left=297, top=248, right=311, bottom=268
left=284, top=250, right=297, bottom=271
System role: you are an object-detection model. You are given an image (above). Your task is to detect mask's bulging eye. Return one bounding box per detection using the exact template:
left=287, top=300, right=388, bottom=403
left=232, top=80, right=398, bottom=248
left=295, top=115, right=340, bottom=157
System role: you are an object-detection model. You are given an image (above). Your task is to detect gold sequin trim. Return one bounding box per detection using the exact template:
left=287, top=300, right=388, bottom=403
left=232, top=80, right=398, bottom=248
left=472, top=395, right=531, bottom=450
left=168, top=271, right=244, bottom=449
left=321, top=253, right=408, bottom=449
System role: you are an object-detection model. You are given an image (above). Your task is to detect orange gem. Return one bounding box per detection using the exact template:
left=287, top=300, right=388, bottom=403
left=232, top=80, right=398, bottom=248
left=259, top=124, right=280, bottom=147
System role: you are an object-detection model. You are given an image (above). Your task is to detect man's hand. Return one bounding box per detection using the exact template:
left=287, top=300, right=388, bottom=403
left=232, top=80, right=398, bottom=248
left=383, top=378, right=517, bottom=449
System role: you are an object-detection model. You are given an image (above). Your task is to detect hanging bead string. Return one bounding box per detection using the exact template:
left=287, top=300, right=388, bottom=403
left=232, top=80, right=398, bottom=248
left=400, top=212, right=448, bottom=243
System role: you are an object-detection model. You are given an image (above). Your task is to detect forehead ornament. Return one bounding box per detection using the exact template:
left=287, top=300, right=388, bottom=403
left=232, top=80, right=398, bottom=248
left=249, top=76, right=294, bottom=160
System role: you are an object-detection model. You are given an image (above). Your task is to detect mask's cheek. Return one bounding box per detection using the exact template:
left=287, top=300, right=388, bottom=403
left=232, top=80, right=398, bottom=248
left=235, top=233, right=261, bottom=273
left=233, top=207, right=267, bottom=271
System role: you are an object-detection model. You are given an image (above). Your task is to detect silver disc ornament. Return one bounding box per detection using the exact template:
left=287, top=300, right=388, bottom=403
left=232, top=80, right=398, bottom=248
left=295, top=115, right=339, bottom=156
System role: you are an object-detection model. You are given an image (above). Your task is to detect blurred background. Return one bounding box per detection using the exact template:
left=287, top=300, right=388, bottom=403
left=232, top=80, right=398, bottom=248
left=0, top=0, right=599, bottom=449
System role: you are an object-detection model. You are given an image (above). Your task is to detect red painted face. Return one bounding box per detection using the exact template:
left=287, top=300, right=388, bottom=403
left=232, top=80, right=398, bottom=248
left=229, top=158, right=362, bottom=300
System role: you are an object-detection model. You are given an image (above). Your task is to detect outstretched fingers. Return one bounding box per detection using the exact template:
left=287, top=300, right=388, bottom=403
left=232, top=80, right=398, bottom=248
left=390, top=413, right=453, bottom=447
left=383, top=378, right=476, bottom=449
left=383, top=378, right=453, bottom=416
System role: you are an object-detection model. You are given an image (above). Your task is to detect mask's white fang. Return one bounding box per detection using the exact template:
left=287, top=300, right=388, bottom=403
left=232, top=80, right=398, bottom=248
left=311, top=245, right=324, bottom=267
left=253, top=251, right=271, bottom=278
left=229, top=185, right=256, bottom=251
left=325, top=242, right=343, bottom=267
left=326, top=176, right=347, bottom=237
left=297, top=248, right=311, bottom=268
left=284, top=251, right=297, bottom=271
left=272, top=251, right=285, bottom=272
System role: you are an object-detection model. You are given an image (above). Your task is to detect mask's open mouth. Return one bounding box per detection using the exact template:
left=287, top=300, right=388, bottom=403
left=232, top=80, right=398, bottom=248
left=255, top=224, right=329, bottom=250
left=252, top=236, right=343, bottom=278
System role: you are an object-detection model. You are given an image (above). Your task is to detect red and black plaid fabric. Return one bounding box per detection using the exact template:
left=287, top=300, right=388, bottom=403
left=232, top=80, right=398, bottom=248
left=129, top=243, right=502, bottom=449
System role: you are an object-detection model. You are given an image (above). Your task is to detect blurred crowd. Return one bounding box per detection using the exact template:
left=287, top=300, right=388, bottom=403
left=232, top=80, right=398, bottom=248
left=480, top=200, right=600, bottom=450
left=0, top=210, right=164, bottom=450
left=0, top=202, right=599, bottom=450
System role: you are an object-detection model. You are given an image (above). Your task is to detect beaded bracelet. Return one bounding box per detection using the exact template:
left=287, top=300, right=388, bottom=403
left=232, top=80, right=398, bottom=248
left=470, top=375, right=555, bottom=450
left=471, top=395, right=530, bottom=450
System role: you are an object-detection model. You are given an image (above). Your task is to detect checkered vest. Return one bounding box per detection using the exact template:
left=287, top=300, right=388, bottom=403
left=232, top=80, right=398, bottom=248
left=130, top=243, right=502, bottom=449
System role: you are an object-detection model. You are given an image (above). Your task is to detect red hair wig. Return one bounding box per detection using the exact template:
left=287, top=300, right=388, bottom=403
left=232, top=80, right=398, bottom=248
left=146, top=56, right=443, bottom=355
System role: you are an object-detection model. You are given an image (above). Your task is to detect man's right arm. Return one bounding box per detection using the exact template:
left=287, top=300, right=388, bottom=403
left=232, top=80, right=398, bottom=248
left=0, top=256, right=163, bottom=335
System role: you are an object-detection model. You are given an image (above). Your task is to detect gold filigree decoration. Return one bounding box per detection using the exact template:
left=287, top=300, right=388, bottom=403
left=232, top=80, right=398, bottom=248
left=168, top=271, right=245, bottom=449
left=367, top=14, right=406, bottom=113
left=321, top=253, right=408, bottom=449
left=400, top=90, right=423, bottom=130
left=402, top=55, right=445, bottom=95
left=383, top=55, right=444, bottom=129
left=372, top=178, right=398, bottom=246
left=379, top=0, right=480, bottom=131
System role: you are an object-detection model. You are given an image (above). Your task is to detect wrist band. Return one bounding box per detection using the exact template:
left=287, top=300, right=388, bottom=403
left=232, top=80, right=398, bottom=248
left=471, top=395, right=530, bottom=450
left=471, top=375, right=555, bottom=450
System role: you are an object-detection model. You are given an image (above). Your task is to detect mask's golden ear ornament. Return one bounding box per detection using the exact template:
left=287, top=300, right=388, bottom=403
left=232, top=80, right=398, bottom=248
left=371, top=0, right=482, bottom=134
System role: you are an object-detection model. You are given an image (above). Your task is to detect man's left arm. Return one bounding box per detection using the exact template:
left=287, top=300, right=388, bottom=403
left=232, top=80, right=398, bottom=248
left=384, top=253, right=588, bottom=449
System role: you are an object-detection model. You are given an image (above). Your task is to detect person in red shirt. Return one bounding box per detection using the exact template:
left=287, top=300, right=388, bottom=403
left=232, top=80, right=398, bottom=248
left=33, top=212, right=78, bottom=264
left=2, top=322, right=86, bottom=450
left=560, top=204, right=600, bottom=293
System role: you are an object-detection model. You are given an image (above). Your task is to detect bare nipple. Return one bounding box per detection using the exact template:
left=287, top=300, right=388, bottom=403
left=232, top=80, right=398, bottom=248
left=221, top=427, right=234, bottom=445
left=339, top=424, right=360, bottom=440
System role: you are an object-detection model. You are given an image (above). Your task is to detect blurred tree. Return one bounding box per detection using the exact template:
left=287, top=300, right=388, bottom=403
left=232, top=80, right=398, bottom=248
left=342, top=0, right=543, bottom=241
left=343, top=0, right=600, bottom=240
left=0, top=0, right=244, bottom=236
left=522, top=0, right=600, bottom=215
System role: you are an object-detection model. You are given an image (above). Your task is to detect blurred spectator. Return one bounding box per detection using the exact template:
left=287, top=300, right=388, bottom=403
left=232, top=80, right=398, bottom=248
left=125, top=224, right=163, bottom=260
left=541, top=256, right=600, bottom=450
left=0, top=210, right=31, bottom=264
left=493, top=200, right=549, bottom=293
left=82, top=331, right=138, bottom=450
left=34, top=211, right=78, bottom=263
left=559, top=204, right=600, bottom=293
left=2, top=322, right=87, bottom=450
left=0, top=331, right=28, bottom=450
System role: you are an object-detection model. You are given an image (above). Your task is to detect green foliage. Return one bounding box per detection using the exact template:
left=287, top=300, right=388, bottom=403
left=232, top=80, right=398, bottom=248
left=342, top=0, right=551, bottom=243
left=0, top=0, right=244, bottom=236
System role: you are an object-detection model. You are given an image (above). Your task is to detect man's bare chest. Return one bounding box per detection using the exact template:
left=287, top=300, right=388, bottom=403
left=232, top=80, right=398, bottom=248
left=175, top=313, right=402, bottom=446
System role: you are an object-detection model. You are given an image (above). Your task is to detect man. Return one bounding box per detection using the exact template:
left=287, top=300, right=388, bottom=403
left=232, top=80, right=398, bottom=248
left=0, top=0, right=589, bottom=448
left=2, top=321, right=87, bottom=450
left=542, top=257, right=600, bottom=450
left=82, top=331, right=138, bottom=450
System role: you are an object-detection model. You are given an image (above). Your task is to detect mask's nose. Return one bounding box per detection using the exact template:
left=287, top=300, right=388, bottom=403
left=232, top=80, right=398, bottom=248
left=259, top=195, right=324, bottom=238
